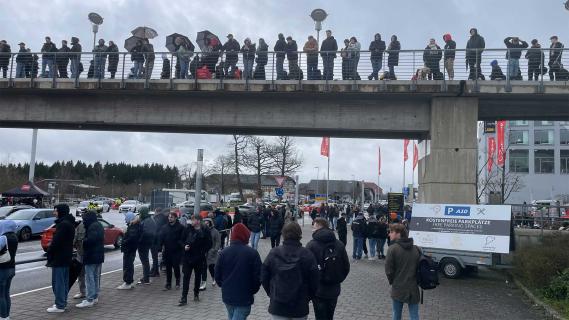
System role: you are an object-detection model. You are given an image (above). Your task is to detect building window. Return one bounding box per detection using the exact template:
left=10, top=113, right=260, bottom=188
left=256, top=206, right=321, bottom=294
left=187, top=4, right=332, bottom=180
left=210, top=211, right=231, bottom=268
left=534, top=149, right=554, bottom=174
left=562, top=150, right=569, bottom=174
left=561, top=129, right=569, bottom=145
left=509, top=150, right=529, bottom=173
left=534, top=121, right=554, bottom=126
left=509, top=131, right=528, bottom=145
left=510, top=120, right=528, bottom=126
left=534, top=130, right=554, bottom=145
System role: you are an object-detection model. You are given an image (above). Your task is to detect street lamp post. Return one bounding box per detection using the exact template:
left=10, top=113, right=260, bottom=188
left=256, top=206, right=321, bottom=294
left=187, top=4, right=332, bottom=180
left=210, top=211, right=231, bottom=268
left=351, top=174, right=355, bottom=203
left=314, top=166, right=320, bottom=198
left=111, top=175, right=115, bottom=198
left=310, top=9, right=328, bottom=47
left=138, top=183, right=142, bottom=201
left=88, top=12, right=104, bottom=50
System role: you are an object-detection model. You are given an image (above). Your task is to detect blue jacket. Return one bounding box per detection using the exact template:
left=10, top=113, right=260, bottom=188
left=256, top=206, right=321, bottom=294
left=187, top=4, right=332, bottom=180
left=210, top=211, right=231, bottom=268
left=215, top=240, right=262, bottom=306
left=82, top=212, right=105, bottom=265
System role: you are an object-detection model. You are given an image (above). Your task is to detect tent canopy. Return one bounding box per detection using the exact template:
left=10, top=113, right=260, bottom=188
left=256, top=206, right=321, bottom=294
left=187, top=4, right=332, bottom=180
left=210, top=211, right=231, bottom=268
left=1, top=181, right=50, bottom=197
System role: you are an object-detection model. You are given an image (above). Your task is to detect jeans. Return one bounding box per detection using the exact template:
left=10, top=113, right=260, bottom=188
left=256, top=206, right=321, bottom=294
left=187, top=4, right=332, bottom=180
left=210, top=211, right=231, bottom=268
left=94, top=56, right=106, bottom=79
left=16, top=63, right=25, bottom=78
left=313, top=297, right=338, bottom=320
left=179, top=60, right=189, bottom=79
left=307, top=60, right=318, bottom=80
left=332, top=217, right=338, bottom=230
left=145, top=60, right=154, bottom=79
left=276, top=56, right=285, bottom=79
left=0, top=268, right=15, bottom=318
left=138, top=245, right=151, bottom=282
left=52, top=266, right=69, bottom=309
left=370, top=58, right=382, bottom=79
left=322, top=56, right=335, bottom=80
left=133, top=61, right=144, bottom=78
left=243, top=59, right=254, bottom=79
left=226, top=304, right=252, bottom=320
left=84, top=264, right=102, bottom=302
left=0, top=65, right=7, bottom=78
left=270, top=234, right=281, bottom=248
left=181, top=260, right=202, bottom=299
left=70, top=58, right=80, bottom=78
left=250, top=232, right=260, bottom=250
left=41, top=57, right=54, bottom=78
left=389, top=65, right=395, bottom=79
left=378, top=238, right=387, bottom=256
left=392, top=299, right=419, bottom=320
left=123, top=251, right=136, bottom=285
left=352, top=236, right=363, bottom=259
left=368, top=238, right=378, bottom=257
left=507, top=58, right=519, bottom=79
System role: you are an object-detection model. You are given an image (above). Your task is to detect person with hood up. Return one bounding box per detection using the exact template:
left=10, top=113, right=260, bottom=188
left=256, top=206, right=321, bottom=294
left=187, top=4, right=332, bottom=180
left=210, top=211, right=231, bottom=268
left=233, top=206, right=243, bottom=225
left=320, top=30, right=338, bottom=80
left=351, top=212, right=366, bottom=261
left=117, top=211, right=140, bottom=290
left=93, top=39, right=108, bottom=79
left=107, top=41, right=119, bottom=79
left=504, top=36, right=528, bottom=80
left=268, top=209, right=284, bottom=248
left=336, top=212, right=348, bottom=246
left=368, top=33, right=386, bottom=80
left=377, top=216, right=389, bottom=259
left=254, top=38, right=268, bottom=80
left=262, top=222, right=319, bottom=320
left=75, top=211, right=104, bottom=309
left=40, top=36, right=58, bottom=78
left=443, top=33, right=456, bottom=80
left=286, top=36, right=301, bottom=80
left=130, top=39, right=145, bottom=79
left=137, top=207, right=156, bottom=285
left=56, top=40, right=70, bottom=78
left=385, top=223, right=421, bottom=320
left=46, top=204, right=75, bottom=313
left=548, top=36, right=564, bottom=81
left=0, top=220, right=18, bottom=319
left=179, top=215, right=212, bottom=305
left=304, top=35, right=319, bottom=80
left=160, top=211, right=184, bottom=291
left=215, top=223, right=262, bottom=320
left=423, top=38, right=442, bottom=80
left=274, top=33, right=287, bottom=80
left=387, top=35, right=401, bottom=80
left=161, top=54, right=171, bottom=79
left=466, top=28, right=485, bottom=80
left=347, top=37, right=361, bottom=80
left=490, top=60, right=506, bottom=80
left=223, top=34, right=240, bottom=78
left=214, top=209, right=230, bottom=249
left=151, top=208, right=168, bottom=278
left=247, top=207, right=263, bottom=250
left=306, top=218, right=350, bottom=320
left=69, top=37, right=82, bottom=79
left=525, top=39, right=545, bottom=81
left=200, top=218, right=220, bottom=290
left=241, top=38, right=256, bottom=80
left=0, top=40, right=11, bottom=78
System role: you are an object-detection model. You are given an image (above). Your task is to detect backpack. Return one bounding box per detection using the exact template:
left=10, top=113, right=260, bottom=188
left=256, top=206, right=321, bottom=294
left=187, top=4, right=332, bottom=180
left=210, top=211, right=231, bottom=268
left=271, top=253, right=303, bottom=305
left=415, top=246, right=439, bottom=303
left=196, top=65, right=212, bottom=79
left=320, top=242, right=346, bottom=285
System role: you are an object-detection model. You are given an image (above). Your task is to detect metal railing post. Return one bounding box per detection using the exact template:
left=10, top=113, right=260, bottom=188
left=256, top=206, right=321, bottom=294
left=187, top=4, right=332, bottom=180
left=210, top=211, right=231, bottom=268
left=297, top=51, right=302, bottom=90
left=325, top=51, right=329, bottom=92
left=505, top=49, right=512, bottom=92
left=411, top=51, right=416, bottom=91
left=144, top=51, right=150, bottom=89
left=52, top=51, right=57, bottom=88
left=441, top=50, right=447, bottom=92
left=8, top=54, right=14, bottom=88
left=246, top=52, right=250, bottom=91
left=271, top=52, right=275, bottom=91
left=169, top=52, right=174, bottom=90
left=218, top=52, right=224, bottom=90
left=474, top=49, right=480, bottom=93
left=538, top=49, right=544, bottom=93
left=121, top=53, right=126, bottom=89
left=194, top=53, right=198, bottom=91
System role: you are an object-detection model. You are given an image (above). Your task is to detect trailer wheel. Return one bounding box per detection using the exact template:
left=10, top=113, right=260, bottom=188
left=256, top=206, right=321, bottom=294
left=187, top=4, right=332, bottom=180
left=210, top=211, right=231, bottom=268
left=440, top=259, right=462, bottom=279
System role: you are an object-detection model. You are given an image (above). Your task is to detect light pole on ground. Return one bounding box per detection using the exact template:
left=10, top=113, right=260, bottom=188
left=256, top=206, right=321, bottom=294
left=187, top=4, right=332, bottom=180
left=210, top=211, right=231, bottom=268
left=310, top=9, right=328, bottom=47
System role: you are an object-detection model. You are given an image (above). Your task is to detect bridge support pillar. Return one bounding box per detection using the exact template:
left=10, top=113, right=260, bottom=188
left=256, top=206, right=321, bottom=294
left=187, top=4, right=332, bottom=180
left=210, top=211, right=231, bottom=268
left=418, top=97, right=478, bottom=204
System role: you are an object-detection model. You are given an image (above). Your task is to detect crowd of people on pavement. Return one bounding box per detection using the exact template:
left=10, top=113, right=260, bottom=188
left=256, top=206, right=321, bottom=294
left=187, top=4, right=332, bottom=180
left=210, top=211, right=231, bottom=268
left=1, top=28, right=566, bottom=82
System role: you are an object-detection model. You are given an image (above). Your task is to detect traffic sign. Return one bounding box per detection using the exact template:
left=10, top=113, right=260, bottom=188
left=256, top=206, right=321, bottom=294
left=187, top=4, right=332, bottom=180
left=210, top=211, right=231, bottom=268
left=275, top=188, right=284, bottom=197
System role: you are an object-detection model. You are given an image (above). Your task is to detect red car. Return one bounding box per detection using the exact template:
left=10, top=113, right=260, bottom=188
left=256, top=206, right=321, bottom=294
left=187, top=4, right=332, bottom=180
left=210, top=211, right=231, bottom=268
left=41, top=218, right=124, bottom=252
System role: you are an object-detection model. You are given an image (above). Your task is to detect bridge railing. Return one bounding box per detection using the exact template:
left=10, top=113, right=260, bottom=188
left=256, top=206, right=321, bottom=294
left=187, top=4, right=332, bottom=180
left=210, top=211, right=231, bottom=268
left=0, top=48, right=567, bottom=90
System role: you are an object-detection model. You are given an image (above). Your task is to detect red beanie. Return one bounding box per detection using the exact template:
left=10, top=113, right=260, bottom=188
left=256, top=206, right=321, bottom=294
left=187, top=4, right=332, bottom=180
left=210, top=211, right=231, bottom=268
left=231, top=223, right=251, bottom=244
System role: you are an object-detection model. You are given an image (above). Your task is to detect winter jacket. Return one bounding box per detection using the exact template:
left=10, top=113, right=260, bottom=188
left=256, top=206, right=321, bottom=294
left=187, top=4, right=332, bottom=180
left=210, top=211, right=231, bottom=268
left=41, top=42, right=58, bottom=59
left=56, top=45, right=70, bottom=65
left=138, top=216, right=156, bottom=248
left=466, top=29, right=485, bottom=60
left=121, top=222, right=141, bottom=254
left=286, top=41, right=298, bottom=61
left=444, top=39, right=456, bottom=60
left=306, top=228, right=350, bottom=299
left=82, top=212, right=105, bottom=265
left=303, top=39, right=319, bottom=64
left=247, top=213, right=262, bottom=233
left=160, top=220, right=184, bottom=262
left=385, top=238, right=421, bottom=304
left=153, top=213, right=168, bottom=246
left=366, top=217, right=382, bottom=239
left=183, top=225, right=212, bottom=265
left=262, top=239, right=319, bottom=318
left=256, top=41, right=268, bottom=65
left=16, top=48, right=31, bottom=64
left=320, top=36, right=338, bottom=58
left=130, top=44, right=145, bottom=62
left=73, top=221, right=85, bottom=259
left=387, top=39, right=401, bottom=67
left=241, top=43, right=256, bottom=61
left=107, top=44, right=119, bottom=72
left=347, top=41, right=361, bottom=59
left=215, top=240, right=262, bottom=307
left=142, top=43, right=155, bottom=62
left=504, top=37, right=528, bottom=60
left=0, top=221, right=18, bottom=269
left=351, top=216, right=366, bottom=238
left=0, top=44, right=11, bottom=67
left=274, top=36, right=287, bottom=58
left=525, top=45, right=544, bottom=68
left=233, top=211, right=243, bottom=224
left=378, top=221, right=388, bottom=239
left=490, top=65, right=506, bottom=80
left=369, top=37, right=386, bottom=60
left=423, top=44, right=442, bottom=69
left=223, top=39, right=241, bottom=64
left=206, top=226, right=221, bottom=265
left=47, top=213, right=75, bottom=267
left=268, top=214, right=284, bottom=237
left=70, top=41, right=82, bottom=60
left=549, top=42, right=564, bottom=65
left=93, top=44, right=108, bottom=58
left=336, top=217, right=347, bottom=235
left=176, top=43, right=193, bottom=63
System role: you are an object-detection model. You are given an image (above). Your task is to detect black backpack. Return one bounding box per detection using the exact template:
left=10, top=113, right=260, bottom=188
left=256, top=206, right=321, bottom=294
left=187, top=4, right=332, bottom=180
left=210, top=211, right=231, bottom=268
left=320, top=242, right=346, bottom=285
left=271, top=253, right=303, bottom=305
left=415, top=246, right=439, bottom=303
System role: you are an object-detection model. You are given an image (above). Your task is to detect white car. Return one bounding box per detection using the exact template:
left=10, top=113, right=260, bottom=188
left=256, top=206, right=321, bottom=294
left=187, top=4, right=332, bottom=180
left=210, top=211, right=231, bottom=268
left=118, top=200, right=144, bottom=213
left=75, top=200, right=109, bottom=216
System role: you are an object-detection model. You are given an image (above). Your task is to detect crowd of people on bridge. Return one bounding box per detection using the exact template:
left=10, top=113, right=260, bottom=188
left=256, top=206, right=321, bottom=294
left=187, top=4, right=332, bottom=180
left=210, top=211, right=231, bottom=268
left=0, top=28, right=566, bottom=82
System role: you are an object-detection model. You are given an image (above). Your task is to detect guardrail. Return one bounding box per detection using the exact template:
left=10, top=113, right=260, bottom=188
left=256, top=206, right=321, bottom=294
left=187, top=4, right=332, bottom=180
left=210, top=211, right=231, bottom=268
left=511, top=204, right=569, bottom=231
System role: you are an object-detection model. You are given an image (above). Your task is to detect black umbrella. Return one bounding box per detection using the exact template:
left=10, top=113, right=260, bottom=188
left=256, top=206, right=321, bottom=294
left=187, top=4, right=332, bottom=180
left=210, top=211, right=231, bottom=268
left=131, top=26, right=158, bottom=39
left=196, top=30, right=220, bottom=51
left=124, top=35, right=144, bottom=51
left=165, top=33, right=193, bottom=53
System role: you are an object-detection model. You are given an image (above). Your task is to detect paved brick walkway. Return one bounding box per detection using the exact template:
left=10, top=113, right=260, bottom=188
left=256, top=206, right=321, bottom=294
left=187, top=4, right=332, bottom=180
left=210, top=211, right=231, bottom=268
left=11, top=222, right=547, bottom=320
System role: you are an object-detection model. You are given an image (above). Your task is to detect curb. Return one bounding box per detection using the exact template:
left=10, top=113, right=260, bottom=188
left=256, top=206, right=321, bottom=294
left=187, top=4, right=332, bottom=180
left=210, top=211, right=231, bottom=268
left=512, top=277, right=567, bottom=320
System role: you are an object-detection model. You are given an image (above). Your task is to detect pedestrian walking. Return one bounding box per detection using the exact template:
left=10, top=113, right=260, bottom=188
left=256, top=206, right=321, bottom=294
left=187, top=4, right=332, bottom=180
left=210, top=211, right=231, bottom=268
left=336, top=213, right=347, bottom=247
left=107, top=41, right=119, bottom=79
left=368, top=33, right=386, bottom=80
left=46, top=204, right=76, bottom=313
left=525, top=39, right=545, bottom=81
left=137, top=207, right=156, bottom=285
left=504, top=36, right=528, bottom=80
left=385, top=223, right=421, bottom=320
left=75, top=211, right=104, bottom=309
left=262, top=222, right=319, bottom=320
left=304, top=35, right=319, bottom=80
left=0, top=220, right=18, bottom=320
left=215, top=223, right=262, bottom=320
left=320, top=30, right=338, bottom=80
left=71, top=219, right=86, bottom=300
left=274, top=33, right=287, bottom=80
left=351, top=212, right=365, bottom=261
left=201, top=218, right=220, bottom=290
left=160, top=211, right=184, bottom=291
left=0, top=40, right=10, bottom=78
left=93, top=39, right=108, bottom=79
left=548, top=36, right=564, bottom=81
left=247, top=208, right=262, bottom=250
left=268, top=209, right=284, bottom=248
left=117, top=211, right=140, bottom=290
left=443, top=33, right=456, bottom=80
left=214, top=209, right=230, bottom=249
left=69, top=37, right=81, bottom=79
left=377, top=216, right=389, bottom=259
left=466, top=28, right=485, bottom=80
left=143, top=39, right=155, bottom=79
left=40, top=36, right=58, bottom=78
left=223, top=34, right=240, bottom=78
left=306, top=218, right=350, bottom=320
left=56, top=40, right=70, bottom=78
left=151, top=208, right=168, bottom=278
left=179, top=215, right=211, bottom=305
left=387, top=35, right=400, bottom=80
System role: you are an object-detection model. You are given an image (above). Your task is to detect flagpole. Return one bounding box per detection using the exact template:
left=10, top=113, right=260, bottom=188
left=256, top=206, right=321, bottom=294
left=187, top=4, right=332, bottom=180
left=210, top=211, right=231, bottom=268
left=412, top=141, right=415, bottom=188
left=326, top=144, right=330, bottom=202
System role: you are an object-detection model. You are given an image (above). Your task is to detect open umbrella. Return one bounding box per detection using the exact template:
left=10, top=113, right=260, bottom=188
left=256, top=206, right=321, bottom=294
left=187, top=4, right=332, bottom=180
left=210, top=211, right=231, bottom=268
left=124, top=35, right=144, bottom=51
left=165, top=33, right=194, bottom=53
left=131, top=26, right=158, bottom=39
left=196, top=30, right=220, bottom=51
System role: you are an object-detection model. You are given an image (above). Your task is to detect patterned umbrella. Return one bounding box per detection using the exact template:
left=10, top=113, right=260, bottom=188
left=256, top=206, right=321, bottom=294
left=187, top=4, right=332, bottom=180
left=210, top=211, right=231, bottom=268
left=196, top=30, right=220, bottom=52
left=131, top=26, right=158, bottom=39
left=165, top=33, right=194, bottom=53
left=124, top=36, right=145, bottom=51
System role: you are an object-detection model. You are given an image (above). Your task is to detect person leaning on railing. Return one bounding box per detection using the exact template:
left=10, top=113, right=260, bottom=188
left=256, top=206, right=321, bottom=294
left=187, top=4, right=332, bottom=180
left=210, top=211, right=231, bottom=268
left=304, top=35, right=319, bottom=80
left=525, top=39, right=545, bottom=81
left=107, top=41, right=119, bottom=79
left=320, top=30, right=338, bottom=80
left=56, top=40, right=70, bottom=78
left=387, top=35, right=400, bottom=80
left=0, top=40, right=11, bottom=78
left=69, top=37, right=82, bottom=79
left=274, top=33, right=286, bottom=80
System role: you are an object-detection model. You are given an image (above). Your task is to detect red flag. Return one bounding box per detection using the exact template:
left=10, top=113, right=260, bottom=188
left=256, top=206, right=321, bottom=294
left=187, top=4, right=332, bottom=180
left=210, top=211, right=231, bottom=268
left=378, top=146, right=382, bottom=176
left=488, top=137, right=496, bottom=172
left=320, top=137, right=330, bottom=157
left=403, top=139, right=410, bottom=161
left=496, top=121, right=506, bottom=167
left=413, top=143, right=419, bottom=170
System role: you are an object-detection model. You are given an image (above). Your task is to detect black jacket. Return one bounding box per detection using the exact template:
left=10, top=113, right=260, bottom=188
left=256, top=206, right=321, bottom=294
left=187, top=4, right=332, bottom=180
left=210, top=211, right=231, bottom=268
left=387, top=40, right=401, bottom=67
left=444, top=40, right=456, bottom=59
left=41, top=42, right=58, bottom=59
left=306, top=228, right=350, bottom=299
left=268, top=214, right=284, bottom=237
left=153, top=214, right=168, bottom=246
left=549, top=42, right=564, bottom=65
left=215, top=241, right=262, bottom=307
left=0, top=232, right=18, bottom=269
left=56, top=45, right=70, bottom=65
left=490, top=65, right=506, bottom=80
left=336, top=217, right=347, bottom=234
left=160, top=221, right=185, bottom=261
left=82, top=213, right=105, bottom=265
left=223, top=39, right=241, bottom=63
left=47, top=213, right=75, bottom=267
left=256, top=42, right=268, bottom=65
left=121, top=222, right=140, bottom=254
left=274, top=37, right=286, bottom=58
left=504, top=37, right=528, bottom=60
left=351, top=216, right=366, bottom=238
left=369, top=38, right=386, bottom=59
left=366, top=219, right=382, bottom=238
left=241, top=43, right=256, bottom=61
left=320, top=36, right=338, bottom=58
left=16, top=48, right=31, bottom=64
left=466, top=30, right=485, bottom=60
left=378, top=221, right=388, bottom=239
left=70, top=42, right=82, bottom=60
left=0, top=44, right=12, bottom=67
left=131, top=44, right=145, bottom=62
left=183, top=226, right=212, bottom=265
left=525, top=46, right=544, bottom=68
left=138, top=216, right=156, bottom=247
left=107, top=44, right=119, bottom=72
left=247, top=213, right=262, bottom=233
left=286, top=41, right=298, bottom=61
left=423, top=44, right=442, bottom=68
left=262, top=239, right=319, bottom=318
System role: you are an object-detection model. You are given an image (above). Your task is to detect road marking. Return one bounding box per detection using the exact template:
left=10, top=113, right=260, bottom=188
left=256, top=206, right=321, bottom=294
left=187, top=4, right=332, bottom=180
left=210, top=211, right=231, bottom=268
left=10, top=264, right=141, bottom=297
left=17, top=250, right=46, bottom=255
left=16, top=266, right=45, bottom=274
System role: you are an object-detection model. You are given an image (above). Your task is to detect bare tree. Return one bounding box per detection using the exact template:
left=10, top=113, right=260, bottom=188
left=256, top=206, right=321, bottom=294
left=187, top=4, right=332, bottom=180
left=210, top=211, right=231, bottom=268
left=209, top=155, right=231, bottom=197
left=228, top=135, right=249, bottom=201
left=271, top=136, right=303, bottom=177
left=244, top=136, right=275, bottom=198
left=477, top=143, right=525, bottom=204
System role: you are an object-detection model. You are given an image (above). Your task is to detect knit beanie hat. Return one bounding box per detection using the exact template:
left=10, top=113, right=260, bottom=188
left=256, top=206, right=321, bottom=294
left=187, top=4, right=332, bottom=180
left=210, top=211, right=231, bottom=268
left=231, top=223, right=251, bottom=244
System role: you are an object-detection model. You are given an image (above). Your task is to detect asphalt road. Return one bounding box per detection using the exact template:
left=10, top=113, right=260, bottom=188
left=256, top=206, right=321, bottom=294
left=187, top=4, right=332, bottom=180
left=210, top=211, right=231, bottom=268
left=12, top=210, right=128, bottom=295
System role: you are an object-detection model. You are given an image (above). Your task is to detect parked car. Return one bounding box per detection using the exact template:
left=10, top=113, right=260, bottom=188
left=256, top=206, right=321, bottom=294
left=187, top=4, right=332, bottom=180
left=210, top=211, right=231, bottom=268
left=76, top=200, right=109, bottom=216
left=0, top=205, right=34, bottom=219
left=118, top=200, right=145, bottom=213
left=5, top=208, right=56, bottom=241
left=237, top=204, right=257, bottom=220
left=41, top=218, right=124, bottom=252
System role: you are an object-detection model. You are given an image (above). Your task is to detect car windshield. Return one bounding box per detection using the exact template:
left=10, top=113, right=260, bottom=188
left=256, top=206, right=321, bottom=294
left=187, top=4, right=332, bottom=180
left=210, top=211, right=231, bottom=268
left=0, top=207, right=13, bottom=216
left=6, top=209, right=37, bottom=220
left=79, top=201, right=90, bottom=206
left=124, top=201, right=137, bottom=205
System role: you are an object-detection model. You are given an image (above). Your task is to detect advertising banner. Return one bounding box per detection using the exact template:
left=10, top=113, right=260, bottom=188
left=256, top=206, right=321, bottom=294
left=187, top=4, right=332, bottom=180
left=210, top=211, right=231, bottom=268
left=409, top=204, right=511, bottom=254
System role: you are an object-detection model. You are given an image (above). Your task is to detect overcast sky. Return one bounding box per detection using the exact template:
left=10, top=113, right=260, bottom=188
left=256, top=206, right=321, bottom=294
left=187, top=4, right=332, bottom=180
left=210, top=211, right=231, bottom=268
left=0, top=0, right=567, bottom=191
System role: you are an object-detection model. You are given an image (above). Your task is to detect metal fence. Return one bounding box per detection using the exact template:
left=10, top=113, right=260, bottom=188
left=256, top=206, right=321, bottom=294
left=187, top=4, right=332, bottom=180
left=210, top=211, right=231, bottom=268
left=0, top=48, right=568, bottom=90
left=510, top=203, right=569, bottom=230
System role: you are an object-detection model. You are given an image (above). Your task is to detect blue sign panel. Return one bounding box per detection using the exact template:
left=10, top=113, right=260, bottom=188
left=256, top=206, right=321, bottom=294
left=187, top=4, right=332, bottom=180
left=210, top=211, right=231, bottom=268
left=444, top=206, right=471, bottom=216
left=275, top=188, right=284, bottom=197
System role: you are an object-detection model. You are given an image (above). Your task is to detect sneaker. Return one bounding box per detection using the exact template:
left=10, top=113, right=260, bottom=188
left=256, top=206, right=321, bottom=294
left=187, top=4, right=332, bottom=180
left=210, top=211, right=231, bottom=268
left=175, top=284, right=180, bottom=290
left=212, top=280, right=216, bottom=287
left=117, top=283, right=133, bottom=290
left=46, top=306, right=65, bottom=313
left=193, top=295, right=200, bottom=302
left=93, top=298, right=99, bottom=305
left=137, top=279, right=151, bottom=285
left=368, top=257, right=374, bottom=261
left=163, top=285, right=171, bottom=291
left=199, top=281, right=206, bottom=291
left=73, top=293, right=85, bottom=299
left=364, top=254, right=368, bottom=259
left=178, top=298, right=187, bottom=306
left=75, top=300, right=95, bottom=308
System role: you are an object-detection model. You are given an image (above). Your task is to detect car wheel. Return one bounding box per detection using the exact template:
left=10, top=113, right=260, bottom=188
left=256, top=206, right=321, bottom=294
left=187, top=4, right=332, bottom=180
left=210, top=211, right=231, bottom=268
left=114, top=235, right=123, bottom=249
left=19, top=227, right=32, bottom=241
left=440, top=258, right=462, bottom=279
